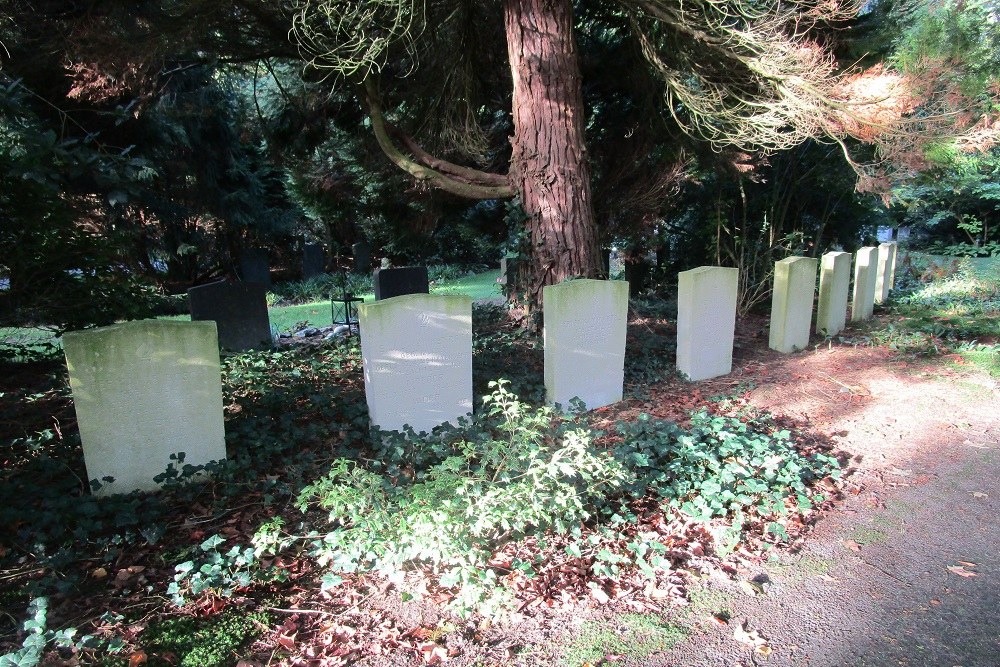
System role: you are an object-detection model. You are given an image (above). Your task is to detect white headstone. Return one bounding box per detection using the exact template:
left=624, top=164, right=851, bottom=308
left=888, top=242, right=898, bottom=286
left=769, top=257, right=818, bottom=353
left=815, top=251, right=851, bottom=336
left=62, top=320, right=227, bottom=496
left=676, top=266, right=739, bottom=381
left=359, top=294, right=473, bottom=433
left=543, top=279, right=628, bottom=410
left=875, top=242, right=894, bottom=304
left=851, top=246, right=878, bottom=322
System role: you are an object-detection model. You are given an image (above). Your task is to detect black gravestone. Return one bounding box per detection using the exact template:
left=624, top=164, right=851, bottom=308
left=188, top=280, right=272, bottom=351
left=373, top=266, right=430, bottom=301
left=238, top=248, right=271, bottom=286
left=352, top=242, right=372, bottom=274
left=302, top=244, right=325, bottom=279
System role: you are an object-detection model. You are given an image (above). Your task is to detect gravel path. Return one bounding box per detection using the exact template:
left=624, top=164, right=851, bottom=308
left=645, top=350, right=1000, bottom=667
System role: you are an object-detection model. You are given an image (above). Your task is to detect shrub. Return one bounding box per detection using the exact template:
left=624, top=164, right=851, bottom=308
left=295, top=381, right=631, bottom=613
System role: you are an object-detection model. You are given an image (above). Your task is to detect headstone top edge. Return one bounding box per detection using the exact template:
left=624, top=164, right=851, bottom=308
left=360, top=292, right=472, bottom=310
left=679, top=265, right=739, bottom=277
left=776, top=256, right=820, bottom=265
left=63, top=319, right=218, bottom=341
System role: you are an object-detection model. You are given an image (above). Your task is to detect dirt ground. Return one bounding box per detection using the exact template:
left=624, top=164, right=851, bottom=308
left=628, top=340, right=1000, bottom=666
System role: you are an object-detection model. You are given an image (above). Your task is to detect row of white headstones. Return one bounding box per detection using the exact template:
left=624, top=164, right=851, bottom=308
left=62, top=242, right=897, bottom=496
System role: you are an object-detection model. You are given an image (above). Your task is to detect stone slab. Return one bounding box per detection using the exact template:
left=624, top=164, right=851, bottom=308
left=852, top=246, right=878, bottom=322
left=816, top=251, right=851, bottom=336
left=769, top=256, right=818, bottom=353
left=238, top=248, right=270, bottom=286
left=876, top=242, right=897, bottom=303
left=359, top=294, right=473, bottom=433
left=373, top=266, right=430, bottom=301
left=352, top=242, right=372, bottom=274
left=63, top=320, right=227, bottom=496
left=302, top=244, right=325, bottom=280
left=676, top=266, right=739, bottom=381
left=544, top=279, right=629, bottom=410
left=188, top=280, right=272, bottom=351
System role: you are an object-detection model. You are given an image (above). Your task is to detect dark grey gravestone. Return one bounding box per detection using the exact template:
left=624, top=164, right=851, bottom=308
left=302, top=244, right=325, bottom=279
left=188, top=280, right=272, bottom=351
left=352, top=242, right=372, bottom=274
left=239, top=249, right=270, bottom=286
left=624, top=259, right=651, bottom=298
left=373, top=266, right=430, bottom=301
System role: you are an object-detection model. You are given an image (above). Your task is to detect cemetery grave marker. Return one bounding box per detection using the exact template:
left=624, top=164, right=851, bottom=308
left=373, top=266, right=430, bottom=300
left=302, top=243, right=325, bottom=279
left=188, top=280, right=272, bottom=351
left=359, top=294, right=473, bottom=433
left=676, top=266, right=738, bottom=381
left=875, top=242, right=897, bottom=303
left=769, top=256, right=818, bottom=353
left=544, top=279, right=628, bottom=410
left=816, top=251, right=851, bottom=336
left=62, top=320, right=227, bottom=496
left=238, top=248, right=270, bottom=286
left=851, top=246, right=878, bottom=322
left=352, top=242, right=372, bottom=273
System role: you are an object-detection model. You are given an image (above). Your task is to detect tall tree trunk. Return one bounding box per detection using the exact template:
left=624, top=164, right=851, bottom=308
left=503, top=0, right=603, bottom=323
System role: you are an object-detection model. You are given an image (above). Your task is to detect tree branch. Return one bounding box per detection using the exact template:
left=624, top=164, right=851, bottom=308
left=362, top=80, right=514, bottom=200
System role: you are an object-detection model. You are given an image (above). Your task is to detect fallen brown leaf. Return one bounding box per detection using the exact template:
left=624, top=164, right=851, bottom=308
left=843, top=539, right=862, bottom=552
left=128, top=651, right=147, bottom=667
left=947, top=565, right=977, bottom=578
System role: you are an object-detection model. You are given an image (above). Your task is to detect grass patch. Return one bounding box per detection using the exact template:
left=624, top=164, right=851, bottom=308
left=430, top=269, right=502, bottom=300
left=858, top=255, right=1000, bottom=355
left=561, top=614, right=687, bottom=666
left=959, top=345, right=1000, bottom=377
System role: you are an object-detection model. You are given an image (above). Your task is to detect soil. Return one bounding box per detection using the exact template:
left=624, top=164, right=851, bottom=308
left=5, top=309, right=999, bottom=667
left=539, top=320, right=1000, bottom=667
left=307, top=312, right=1000, bottom=667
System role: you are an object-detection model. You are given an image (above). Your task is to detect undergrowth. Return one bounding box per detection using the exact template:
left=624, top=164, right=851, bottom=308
left=3, top=305, right=841, bottom=663
left=857, top=257, right=1000, bottom=356
left=282, top=383, right=839, bottom=617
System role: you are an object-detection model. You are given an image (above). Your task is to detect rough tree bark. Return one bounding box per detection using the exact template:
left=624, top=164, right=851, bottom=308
left=503, top=0, right=604, bottom=320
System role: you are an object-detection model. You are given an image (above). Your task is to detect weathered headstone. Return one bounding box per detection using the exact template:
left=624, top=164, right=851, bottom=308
left=352, top=242, right=372, bottom=274
left=358, top=294, right=473, bottom=433
left=302, top=243, right=325, bottom=280
left=188, top=280, right=272, bottom=351
left=373, top=266, right=430, bottom=301
left=62, top=320, right=227, bottom=496
left=544, top=279, right=629, bottom=410
left=238, top=248, right=270, bottom=286
left=676, top=266, right=739, bottom=381
left=888, top=241, right=899, bottom=285
left=851, top=246, right=878, bottom=322
left=623, top=260, right=651, bottom=297
left=875, top=242, right=897, bottom=303
left=769, top=257, right=818, bottom=353
left=815, top=251, right=851, bottom=336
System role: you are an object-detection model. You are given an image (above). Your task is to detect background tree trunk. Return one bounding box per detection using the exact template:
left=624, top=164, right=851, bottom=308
left=503, top=0, right=604, bottom=323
